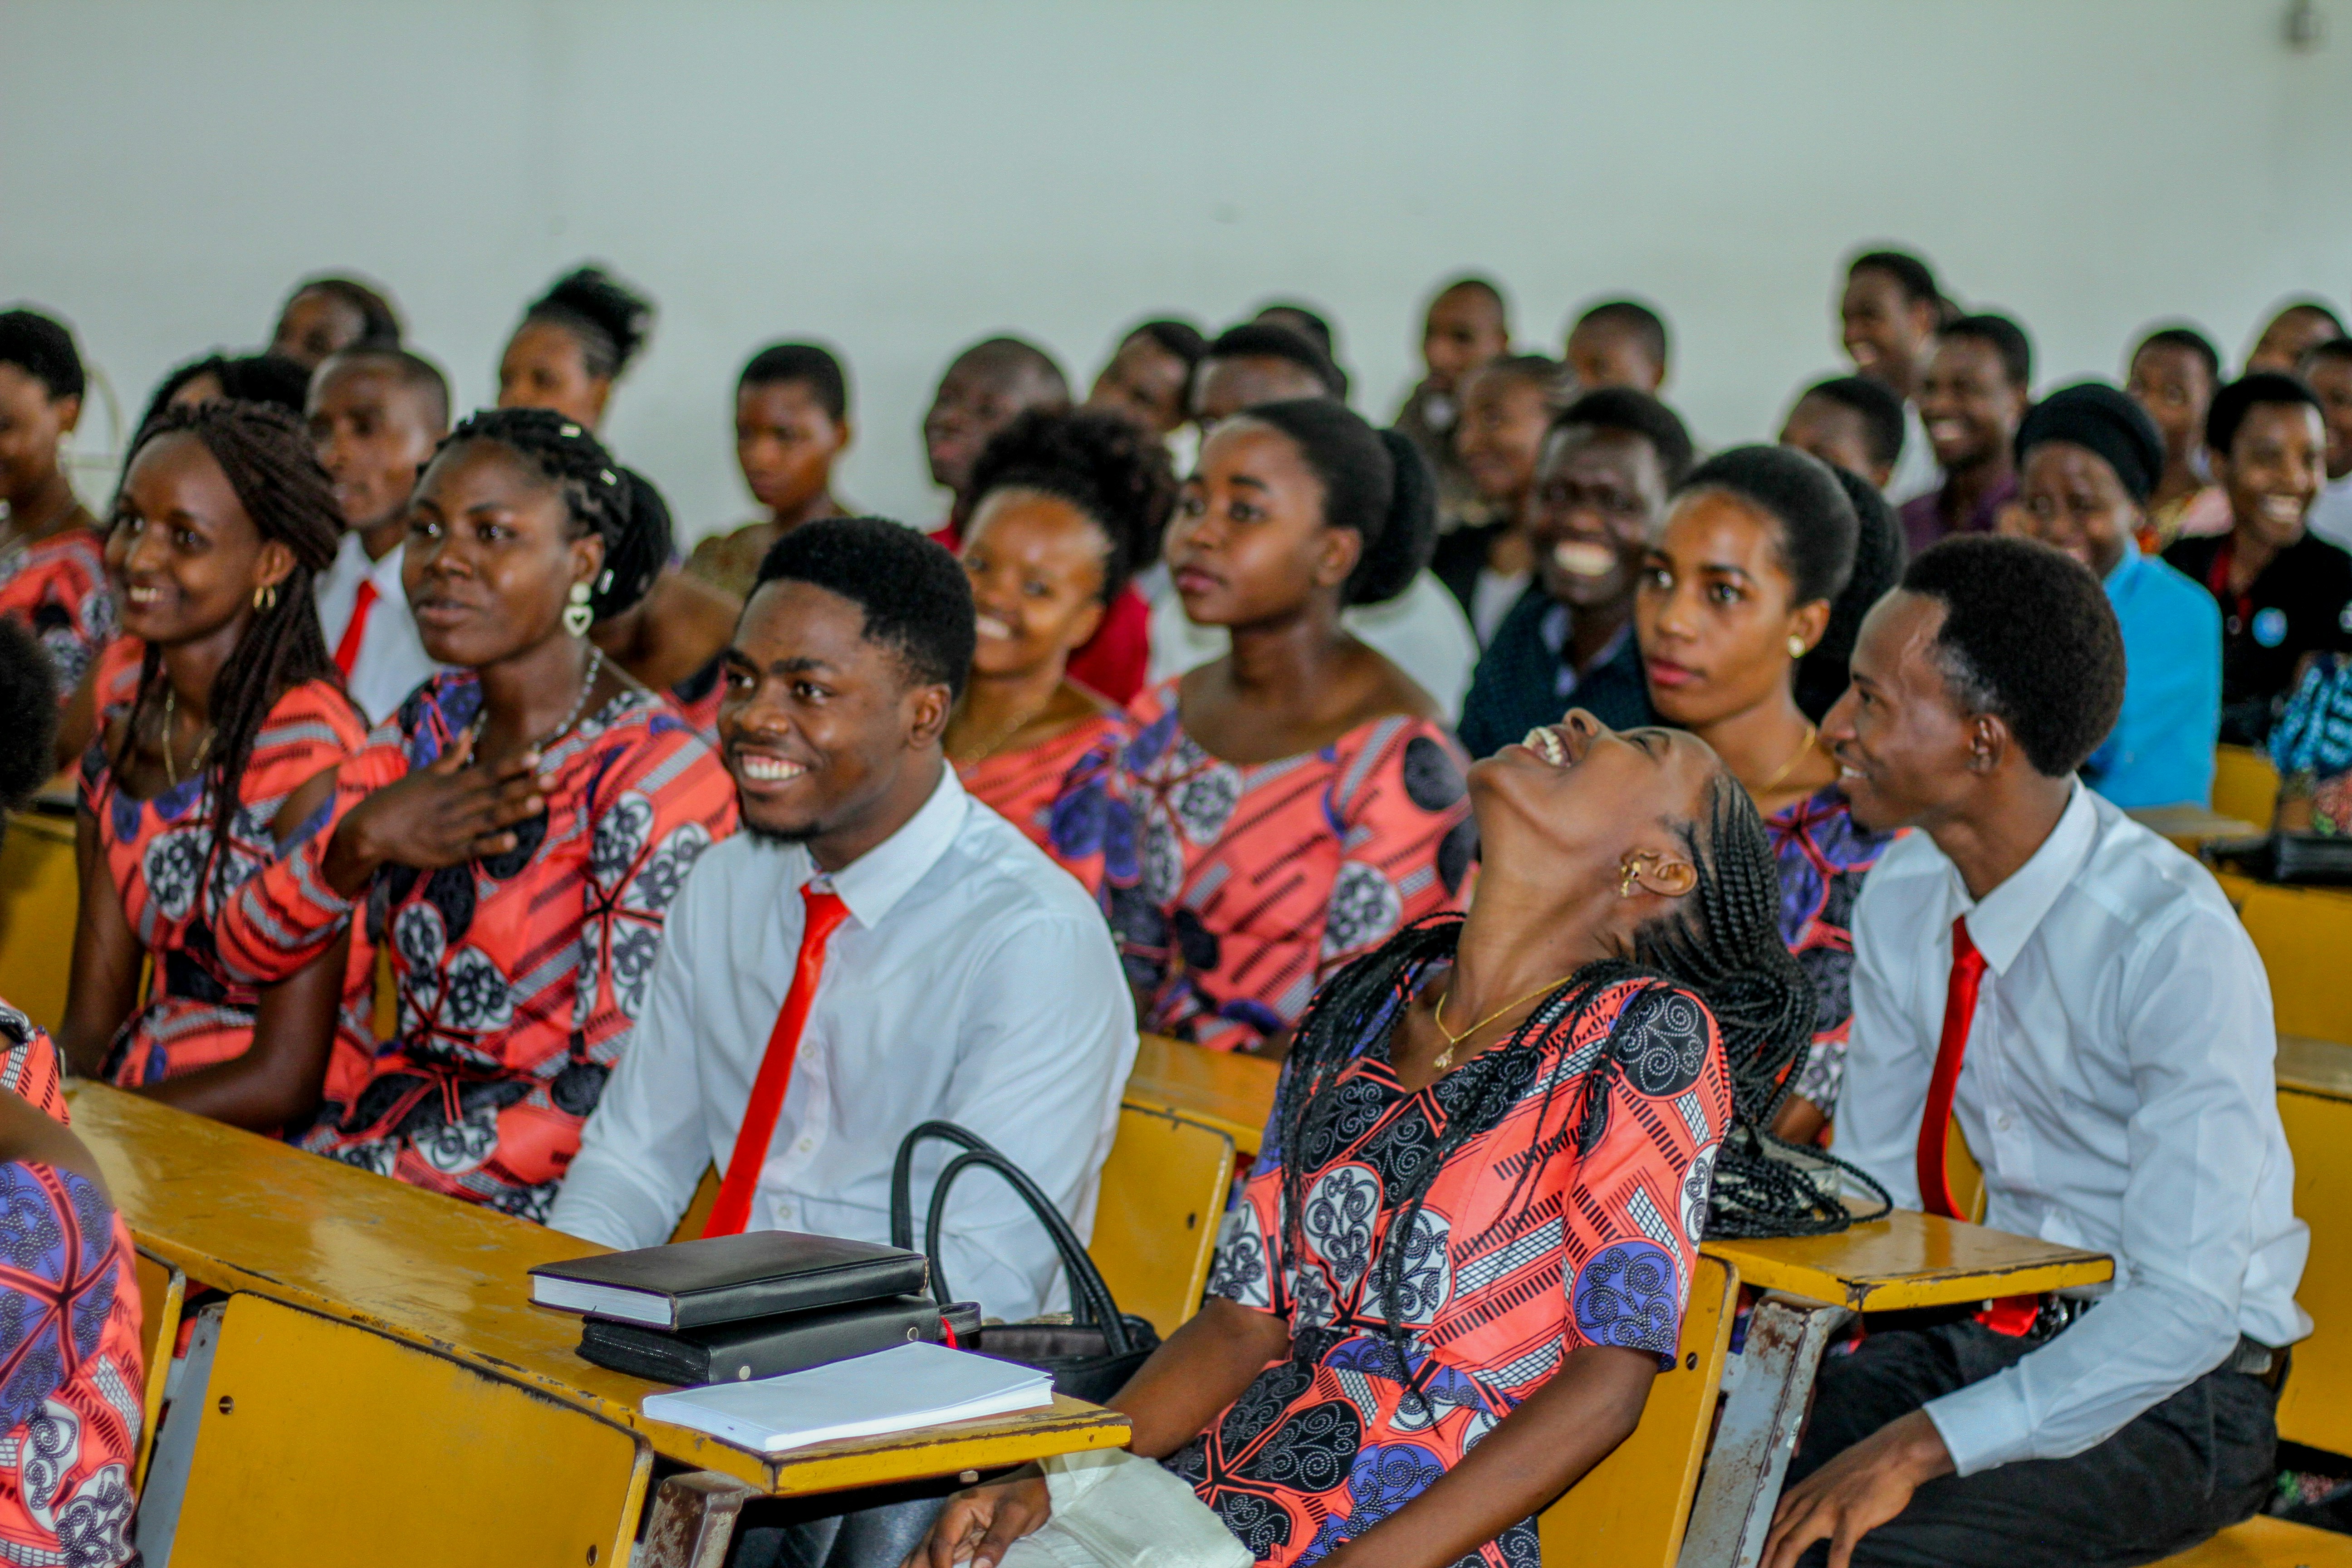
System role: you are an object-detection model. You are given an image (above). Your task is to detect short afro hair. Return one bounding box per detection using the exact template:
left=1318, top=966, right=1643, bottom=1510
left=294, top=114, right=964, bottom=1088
left=2132, top=324, right=2221, bottom=385
left=1572, top=299, right=1670, bottom=372
left=1236, top=398, right=1436, bottom=607
left=1675, top=445, right=1857, bottom=606
left=965, top=407, right=1176, bottom=600
left=1798, top=466, right=1905, bottom=723
left=1941, top=313, right=2033, bottom=391
left=1251, top=301, right=1338, bottom=359
left=1127, top=318, right=1207, bottom=370
left=1203, top=323, right=1347, bottom=400
left=0, top=618, right=58, bottom=816
left=1903, top=534, right=2123, bottom=778
left=1847, top=249, right=1943, bottom=309
left=2206, top=372, right=2324, bottom=456
left=139, top=353, right=312, bottom=435
left=314, top=346, right=451, bottom=432
left=2304, top=337, right=2352, bottom=375
left=1549, top=386, right=1695, bottom=487
left=739, top=342, right=849, bottom=423
left=754, top=516, right=975, bottom=700
left=286, top=275, right=403, bottom=346
left=0, top=308, right=83, bottom=402
left=1795, top=375, right=1906, bottom=472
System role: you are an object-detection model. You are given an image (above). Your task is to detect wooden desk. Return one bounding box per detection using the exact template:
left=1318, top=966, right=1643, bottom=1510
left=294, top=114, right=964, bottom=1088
left=64, top=1084, right=1128, bottom=1503
left=2126, top=804, right=2262, bottom=854
left=1703, top=1209, right=2112, bottom=1313
left=1123, top=1033, right=1279, bottom=1152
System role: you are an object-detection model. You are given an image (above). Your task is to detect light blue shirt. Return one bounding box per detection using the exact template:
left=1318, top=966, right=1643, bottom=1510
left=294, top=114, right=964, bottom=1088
left=2085, top=547, right=2221, bottom=809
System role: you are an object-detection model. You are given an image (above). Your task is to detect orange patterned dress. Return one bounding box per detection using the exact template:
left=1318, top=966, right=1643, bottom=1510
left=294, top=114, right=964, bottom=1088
left=83, top=664, right=377, bottom=1105
left=1054, top=680, right=1475, bottom=1052
left=957, top=710, right=1130, bottom=889
left=1175, top=966, right=1731, bottom=1567
left=218, top=673, right=738, bottom=1221
left=0, top=525, right=114, bottom=701
left=0, top=1000, right=144, bottom=1568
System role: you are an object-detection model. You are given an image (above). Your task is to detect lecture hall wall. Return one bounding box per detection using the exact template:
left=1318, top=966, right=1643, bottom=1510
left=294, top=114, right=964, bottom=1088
left=5, top=0, right=2350, bottom=539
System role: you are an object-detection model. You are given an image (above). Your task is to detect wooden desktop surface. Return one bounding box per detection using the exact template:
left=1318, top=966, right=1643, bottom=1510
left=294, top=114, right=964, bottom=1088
left=64, top=1083, right=1128, bottom=1494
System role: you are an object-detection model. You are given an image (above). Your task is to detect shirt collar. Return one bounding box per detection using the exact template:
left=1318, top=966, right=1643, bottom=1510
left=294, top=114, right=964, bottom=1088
left=803, top=762, right=968, bottom=931
left=1950, top=780, right=2099, bottom=975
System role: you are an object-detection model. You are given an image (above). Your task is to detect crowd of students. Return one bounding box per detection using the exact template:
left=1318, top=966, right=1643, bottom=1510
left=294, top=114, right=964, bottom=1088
left=0, top=245, right=2344, bottom=1568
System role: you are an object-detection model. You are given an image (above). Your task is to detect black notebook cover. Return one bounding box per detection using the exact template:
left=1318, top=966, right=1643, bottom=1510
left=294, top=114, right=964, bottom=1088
left=528, top=1230, right=929, bottom=1331
left=578, top=1294, right=947, bottom=1385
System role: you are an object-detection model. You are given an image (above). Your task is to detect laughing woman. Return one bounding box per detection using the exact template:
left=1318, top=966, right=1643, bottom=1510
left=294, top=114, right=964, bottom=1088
left=918, top=709, right=1816, bottom=1568
left=216, top=410, right=735, bottom=1219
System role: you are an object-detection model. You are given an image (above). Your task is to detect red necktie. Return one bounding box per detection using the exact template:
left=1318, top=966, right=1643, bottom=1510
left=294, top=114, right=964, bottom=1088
left=703, top=885, right=853, bottom=1238
left=333, top=579, right=379, bottom=678
left=1916, top=916, right=1988, bottom=1220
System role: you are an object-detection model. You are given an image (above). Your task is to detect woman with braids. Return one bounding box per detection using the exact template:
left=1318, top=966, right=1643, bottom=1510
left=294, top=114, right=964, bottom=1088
left=1056, top=400, right=1474, bottom=1055
left=497, top=265, right=654, bottom=432
left=1634, top=446, right=1899, bottom=1143
left=588, top=469, right=742, bottom=741
left=920, top=707, right=1838, bottom=1568
left=0, top=308, right=113, bottom=715
left=58, top=401, right=374, bottom=1130
left=215, top=409, right=735, bottom=1220
left=949, top=407, right=1171, bottom=871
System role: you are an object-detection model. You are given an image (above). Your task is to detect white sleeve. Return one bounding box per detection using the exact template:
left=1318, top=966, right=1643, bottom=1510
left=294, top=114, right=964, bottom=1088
left=548, top=873, right=714, bottom=1250
left=1923, top=906, right=2276, bottom=1474
left=1833, top=862, right=1937, bottom=1209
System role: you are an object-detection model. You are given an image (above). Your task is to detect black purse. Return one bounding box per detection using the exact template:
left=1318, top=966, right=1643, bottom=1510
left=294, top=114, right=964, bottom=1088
left=888, top=1120, right=1160, bottom=1404
left=2203, top=833, right=2352, bottom=886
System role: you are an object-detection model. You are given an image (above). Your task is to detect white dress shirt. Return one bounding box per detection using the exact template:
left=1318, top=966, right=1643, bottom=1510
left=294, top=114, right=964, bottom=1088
left=1884, top=399, right=1943, bottom=506
left=2308, top=471, right=2352, bottom=554
left=314, top=530, right=443, bottom=723
left=549, top=765, right=1138, bottom=1321
left=1840, top=783, right=2308, bottom=1477
left=1145, top=568, right=1478, bottom=720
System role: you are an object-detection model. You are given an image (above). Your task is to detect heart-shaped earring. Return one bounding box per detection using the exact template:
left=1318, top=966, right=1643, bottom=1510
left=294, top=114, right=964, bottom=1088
left=563, top=581, right=594, bottom=637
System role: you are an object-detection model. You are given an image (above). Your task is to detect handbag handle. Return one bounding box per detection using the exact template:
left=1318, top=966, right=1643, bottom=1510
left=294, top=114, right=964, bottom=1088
left=887, top=1120, right=1137, bottom=1357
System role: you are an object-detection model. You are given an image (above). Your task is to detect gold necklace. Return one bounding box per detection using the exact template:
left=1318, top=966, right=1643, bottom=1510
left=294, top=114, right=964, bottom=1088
left=950, top=688, right=1056, bottom=766
left=158, top=684, right=215, bottom=789
left=1430, top=970, right=1576, bottom=1072
left=1756, top=722, right=1819, bottom=797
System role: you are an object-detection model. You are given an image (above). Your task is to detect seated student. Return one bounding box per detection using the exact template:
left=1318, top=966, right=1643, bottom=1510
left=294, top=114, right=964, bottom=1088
left=2301, top=336, right=2352, bottom=551
left=551, top=515, right=1135, bottom=1308
left=1392, top=276, right=1513, bottom=531
left=142, top=352, right=311, bottom=427
left=1062, top=400, right=1470, bottom=1056
left=1899, top=314, right=2031, bottom=555
left=1085, top=317, right=1208, bottom=445
left=0, top=308, right=113, bottom=703
left=1564, top=298, right=1669, bottom=392
left=2245, top=298, right=2346, bottom=375
left=1458, top=388, right=1693, bottom=756
left=307, top=346, right=451, bottom=723
left=2125, top=325, right=2232, bottom=549
left=685, top=343, right=854, bottom=598
left=497, top=265, right=654, bottom=432
left=1635, top=446, right=1895, bottom=1142
left=59, top=401, right=372, bottom=1129
left=268, top=274, right=402, bottom=369
left=0, top=621, right=145, bottom=1568
left=1779, top=373, right=1906, bottom=492
left=1154, top=324, right=1480, bottom=715
left=1432, top=354, right=1562, bottom=645
left=948, top=408, right=1171, bottom=867
left=1767, top=534, right=2306, bottom=1568
left=1838, top=248, right=1949, bottom=504
left=589, top=471, right=741, bottom=740
left=2163, top=372, right=2347, bottom=744
left=217, top=410, right=736, bottom=1218
left=919, top=711, right=1810, bottom=1568
left=2004, top=383, right=2220, bottom=808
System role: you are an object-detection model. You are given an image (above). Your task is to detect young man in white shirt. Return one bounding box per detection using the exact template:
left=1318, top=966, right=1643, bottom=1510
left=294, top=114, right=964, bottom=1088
left=1766, top=534, right=2307, bottom=1568
left=306, top=348, right=449, bottom=722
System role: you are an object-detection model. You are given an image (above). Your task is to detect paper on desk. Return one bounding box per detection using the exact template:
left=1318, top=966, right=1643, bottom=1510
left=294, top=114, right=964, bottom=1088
left=640, top=1340, right=1052, bottom=1452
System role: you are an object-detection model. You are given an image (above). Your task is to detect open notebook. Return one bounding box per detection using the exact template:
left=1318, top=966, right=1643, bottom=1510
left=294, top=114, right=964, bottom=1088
left=640, top=1340, right=1053, bottom=1452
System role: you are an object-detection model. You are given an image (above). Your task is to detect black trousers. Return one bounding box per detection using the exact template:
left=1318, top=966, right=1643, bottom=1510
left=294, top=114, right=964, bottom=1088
left=725, top=1487, right=951, bottom=1568
left=1785, top=1320, right=2278, bottom=1568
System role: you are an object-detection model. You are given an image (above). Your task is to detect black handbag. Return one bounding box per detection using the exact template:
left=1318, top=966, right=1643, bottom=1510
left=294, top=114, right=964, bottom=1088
left=888, top=1120, right=1160, bottom=1404
left=2203, top=833, right=2352, bottom=886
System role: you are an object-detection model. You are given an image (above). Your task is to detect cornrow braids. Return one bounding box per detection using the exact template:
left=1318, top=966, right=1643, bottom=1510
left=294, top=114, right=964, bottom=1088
left=113, top=400, right=342, bottom=912
left=434, top=407, right=636, bottom=616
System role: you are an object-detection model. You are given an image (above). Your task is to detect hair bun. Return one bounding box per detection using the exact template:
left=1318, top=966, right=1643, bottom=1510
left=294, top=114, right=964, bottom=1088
left=1358, top=426, right=1437, bottom=606
left=529, top=266, right=654, bottom=377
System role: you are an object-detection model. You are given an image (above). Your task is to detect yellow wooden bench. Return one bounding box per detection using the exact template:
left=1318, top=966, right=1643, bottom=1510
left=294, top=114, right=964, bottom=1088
left=2245, top=887, right=2352, bottom=1047
left=2157, top=1515, right=2352, bottom=1565
left=0, top=808, right=76, bottom=1032
left=2215, top=745, right=2282, bottom=833
left=2273, top=1034, right=2352, bottom=1455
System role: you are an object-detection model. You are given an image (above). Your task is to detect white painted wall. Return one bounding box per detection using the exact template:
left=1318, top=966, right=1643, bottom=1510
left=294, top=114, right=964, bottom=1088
left=5, top=0, right=2348, bottom=539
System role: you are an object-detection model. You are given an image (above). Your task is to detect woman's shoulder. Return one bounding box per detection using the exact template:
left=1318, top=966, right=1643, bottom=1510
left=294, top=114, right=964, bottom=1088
left=1774, top=784, right=1896, bottom=862
left=262, top=677, right=371, bottom=745
left=581, top=687, right=735, bottom=789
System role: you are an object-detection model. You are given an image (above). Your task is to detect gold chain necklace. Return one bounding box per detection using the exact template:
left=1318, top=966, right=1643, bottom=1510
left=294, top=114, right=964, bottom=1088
left=158, top=684, right=215, bottom=789
left=1756, top=722, right=1819, bottom=797
left=949, top=690, right=1055, bottom=766
left=1431, top=970, right=1576, bottom=1072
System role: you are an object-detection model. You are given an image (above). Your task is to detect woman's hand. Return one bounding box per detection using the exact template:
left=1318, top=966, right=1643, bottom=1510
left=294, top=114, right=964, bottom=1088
left=321, top=733, right=551, bottom=896
left=907, top=1469, right=1051, bottom=1568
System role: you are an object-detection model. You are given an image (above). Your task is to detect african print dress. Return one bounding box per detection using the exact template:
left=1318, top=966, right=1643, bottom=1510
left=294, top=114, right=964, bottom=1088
left=219, top=673, right=737, bottom=1221
left=0, top=1001, right=144, bottom=1568
left=82, top=669, right=377, bottom=1104
left=1768, top=786, right=1894, bottom=1118
left=666, top=653, right=726, bottom=745
left=959, top=710, right=1131, bottom=888
left=1052, top=680, right=1476, bottom=1053
left=2273, top=654, right=2352, bottom=833
left=0, top=524, right=113, bottom=701
left=1176, top=970, right=1731, bottom=1568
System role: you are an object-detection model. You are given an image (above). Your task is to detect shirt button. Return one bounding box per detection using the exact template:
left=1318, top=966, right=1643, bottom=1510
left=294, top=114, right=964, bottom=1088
left=797, top=1137, right=816, bottom=1152
left=1995, top=1114, right=2013, bottom=1132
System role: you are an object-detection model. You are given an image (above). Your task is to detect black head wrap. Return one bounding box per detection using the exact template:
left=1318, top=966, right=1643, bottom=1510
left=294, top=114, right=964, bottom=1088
left=2014, top=382, right=2165, bottom=504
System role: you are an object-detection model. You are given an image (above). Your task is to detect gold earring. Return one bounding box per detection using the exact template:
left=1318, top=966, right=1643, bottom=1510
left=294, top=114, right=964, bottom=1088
left=1788, top=635, right=1808, bottom=658
left=1619, top=855, right=1646, bottom=898
left=253, top=582, right=279, bottom=613
left=563, top=581, right=594, bottom=637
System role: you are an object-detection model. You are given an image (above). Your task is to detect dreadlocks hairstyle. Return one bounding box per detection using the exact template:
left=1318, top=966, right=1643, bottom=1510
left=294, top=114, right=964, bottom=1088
left=521, top=266, right=655, bottom=383
left=964, top=406, right=1178, bottom=594
left=113, top=401, right=342, bottom=908
left=1270, top=774, right=1874, bottom=1383
left=432, top=407, right=638, bottom=617
left=596, top=469, right=671, bottom=622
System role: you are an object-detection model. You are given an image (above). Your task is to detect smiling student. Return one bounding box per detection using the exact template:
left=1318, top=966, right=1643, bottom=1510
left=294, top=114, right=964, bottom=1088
left=0, top=308, right=112, bottom=707
left=1899, top=314, right=2032, bottom=555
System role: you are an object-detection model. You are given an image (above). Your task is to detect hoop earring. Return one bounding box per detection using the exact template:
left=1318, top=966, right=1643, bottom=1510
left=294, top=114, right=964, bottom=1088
left=563, top=581, right=594, bottom=637
left=253, top=582, right=279, bottom=613
left=1787, top=635, right=1808, bottom=659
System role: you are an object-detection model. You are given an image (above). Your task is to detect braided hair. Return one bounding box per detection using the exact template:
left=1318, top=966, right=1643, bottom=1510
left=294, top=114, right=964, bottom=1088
left=1271, top=774, right=1879, bottom=1387
left=520, top=266, right=654, bottom=383
left=112, top=401, right=341, bottom=909
left=964, top=406, right=1177, bottom=595
left=431, top=408, right=639, bottom=618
